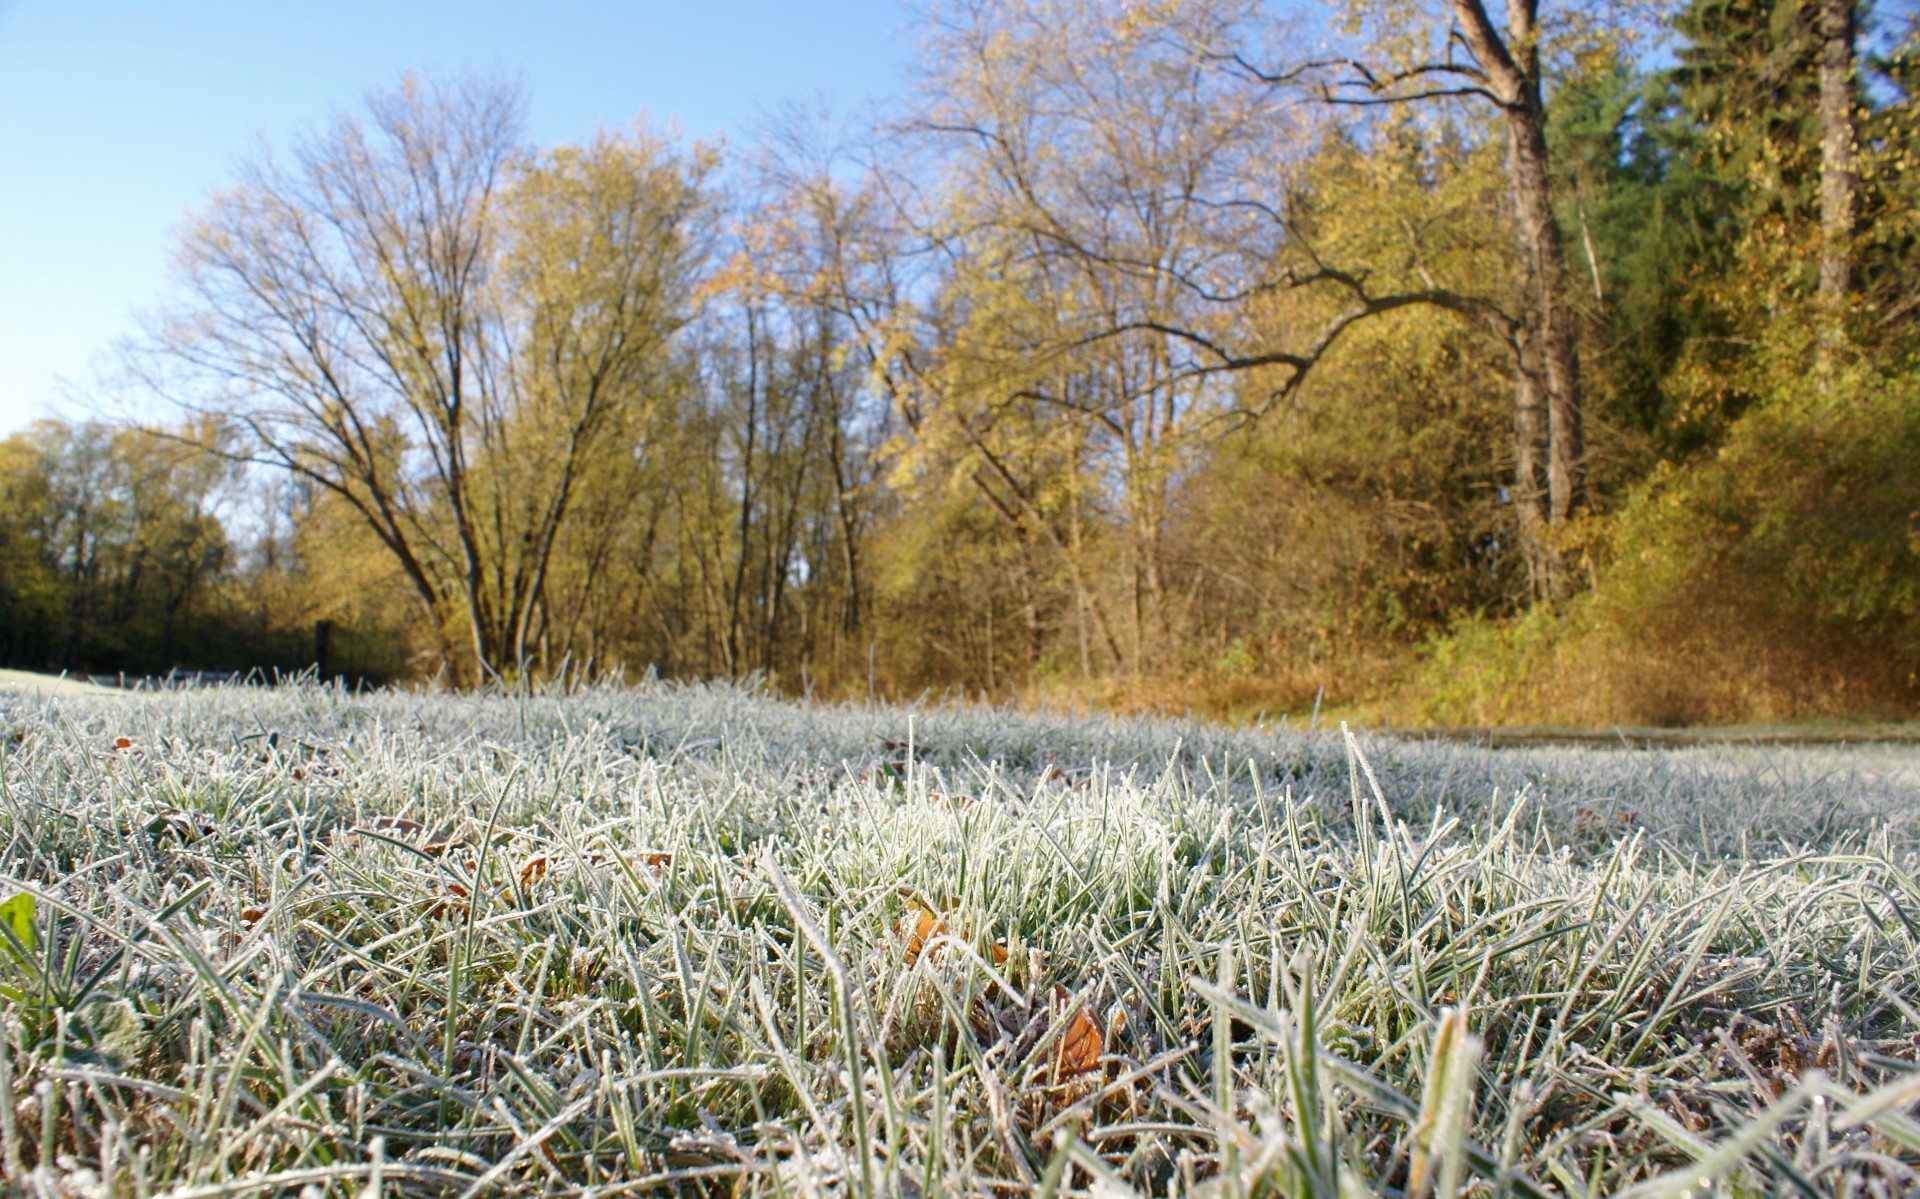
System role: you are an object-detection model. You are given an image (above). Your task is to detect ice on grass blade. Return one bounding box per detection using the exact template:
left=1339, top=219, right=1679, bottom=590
left=1832, top=1068, right=1920, bottom=1134
left=1618, top=1079, right=1812, bottom=1199
left=1407, top=1007, right=1482, bottom=1199
left=2, top=678, right=1918, bottom=1195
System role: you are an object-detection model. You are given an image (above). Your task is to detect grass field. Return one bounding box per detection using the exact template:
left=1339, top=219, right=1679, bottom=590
left=1, top=680, right=1918, bottom=1197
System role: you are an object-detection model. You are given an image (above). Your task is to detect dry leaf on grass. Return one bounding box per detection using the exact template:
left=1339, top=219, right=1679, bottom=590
left=520, top=848, right=668, bottom=889
left=149, top=808, right=215, bottom=842
left=519, top=855, right=552, bottom=887
left=358, top=816, right=454, bottom=854
left=1573, top=805, right=1638, bottom=830
left=611, top=848, right=673, bottom=874
left=897, top=900, right=1009, bottom=966
left=423, top=881, right=471, bottom=920
left=1049, top=985, right=1103, bottom=1081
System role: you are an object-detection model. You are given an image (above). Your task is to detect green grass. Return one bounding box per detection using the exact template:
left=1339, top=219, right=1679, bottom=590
left=1, top=680, right=1918, bottom=1196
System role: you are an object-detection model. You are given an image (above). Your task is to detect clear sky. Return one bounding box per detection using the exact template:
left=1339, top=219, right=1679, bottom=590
left=0, top=1, right=913, bottom=436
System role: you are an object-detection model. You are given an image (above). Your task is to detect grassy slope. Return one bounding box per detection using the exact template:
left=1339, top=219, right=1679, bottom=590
left=0, top=681, right=1917, bottom=1196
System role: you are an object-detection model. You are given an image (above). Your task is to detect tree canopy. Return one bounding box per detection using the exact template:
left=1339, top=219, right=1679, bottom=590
left=7, top=0, right=1916, bottom=724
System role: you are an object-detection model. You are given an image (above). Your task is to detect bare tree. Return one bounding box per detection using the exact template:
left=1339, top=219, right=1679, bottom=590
left=138, top=74, right=706, bottom=679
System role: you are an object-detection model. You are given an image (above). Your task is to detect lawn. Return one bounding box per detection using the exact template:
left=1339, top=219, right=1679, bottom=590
left=0, top=680, right=1917, bottom=1197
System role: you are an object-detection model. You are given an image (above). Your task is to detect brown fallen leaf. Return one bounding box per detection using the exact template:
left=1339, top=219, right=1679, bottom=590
left=150, top=808, right=215, bottom=842
left=1572, top=805, right=1639, bottom=831
left=901, top=908, right=943, bottom=964
left=240, top=904, right=268, bottom=927
left=1050, top=985, right=1103, bottom=1081
left=931, top=792, right=977, bottom=811
left=423, top=881, right=471, bottom=919
left=112, top=736, right=133, bottom=752
left=524, top=849, right=660, bottom=888
left=360, top=816, right=453, bottom=854
left=519, top=855, right=551, bottom=887
left=898, top=903, right=1009, bottom=967
left=612, top=849, right=671, bottom=872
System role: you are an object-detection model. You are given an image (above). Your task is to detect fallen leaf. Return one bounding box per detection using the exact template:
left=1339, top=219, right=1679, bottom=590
left=519, top=855, right=551, bottom=887
left=360, top=816, right=453, bottom=854
left=367, top=815, right=428, bottom=837
left=240, top=905, right=268, bottom=927
left=423, top=881, right=471, bottom=920
left=611, top=849, right=671, bottom=873
left=901, top=908, right=944, bottom=964
left=150, top=808, right=216, bottom=842
left=112, top=737, right=132, bottom=751
left=898, top=901, right=1008, bottom=966
left=931, top=792, right=976, bottom=811
left=1042, top=765, right=1092, bottom=790
left=1050, top=985, right=1103, bottom=1080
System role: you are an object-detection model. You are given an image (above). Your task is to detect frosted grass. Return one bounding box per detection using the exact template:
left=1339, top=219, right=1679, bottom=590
left=0, top=679, right=1916, bottom=1197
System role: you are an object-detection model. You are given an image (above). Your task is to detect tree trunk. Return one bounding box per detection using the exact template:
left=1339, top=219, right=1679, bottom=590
left=1451, top=0, right=1585, bottom=592
left=1510, top=334, right=1554, bottom=600
left=1818, top=0, right=1856, bottom=305
left=1504, top=64, right=1584, bottom=533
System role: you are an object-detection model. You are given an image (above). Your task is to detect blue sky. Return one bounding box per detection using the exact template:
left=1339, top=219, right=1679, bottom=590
left=0, top=1, right=913, bottom=435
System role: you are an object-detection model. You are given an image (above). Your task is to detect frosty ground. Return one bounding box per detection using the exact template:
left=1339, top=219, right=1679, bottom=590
left=1, top=680, right=1917, bottom=1197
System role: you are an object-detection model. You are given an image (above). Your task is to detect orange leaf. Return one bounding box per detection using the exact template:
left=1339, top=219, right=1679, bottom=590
left=240, top=905, right=268, bottom=927
left=901, top=909, right=944, bottom=965
left=519, top=855, right=550, bottom=887
left=898, top=904, right=1008, bottom=966
left=112, top=737, right=132, bottom=751
left=1051, top=986, right=1103, bottom=1080
left=423, top=881, right=471, bottom=919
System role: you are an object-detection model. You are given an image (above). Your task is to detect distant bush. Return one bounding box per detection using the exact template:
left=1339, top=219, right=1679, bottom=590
left=1413, top=359, right=1920, bottom=726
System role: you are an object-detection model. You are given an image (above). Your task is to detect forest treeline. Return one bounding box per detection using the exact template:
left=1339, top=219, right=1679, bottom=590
left=2, top=0, right=1916, bottom=725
